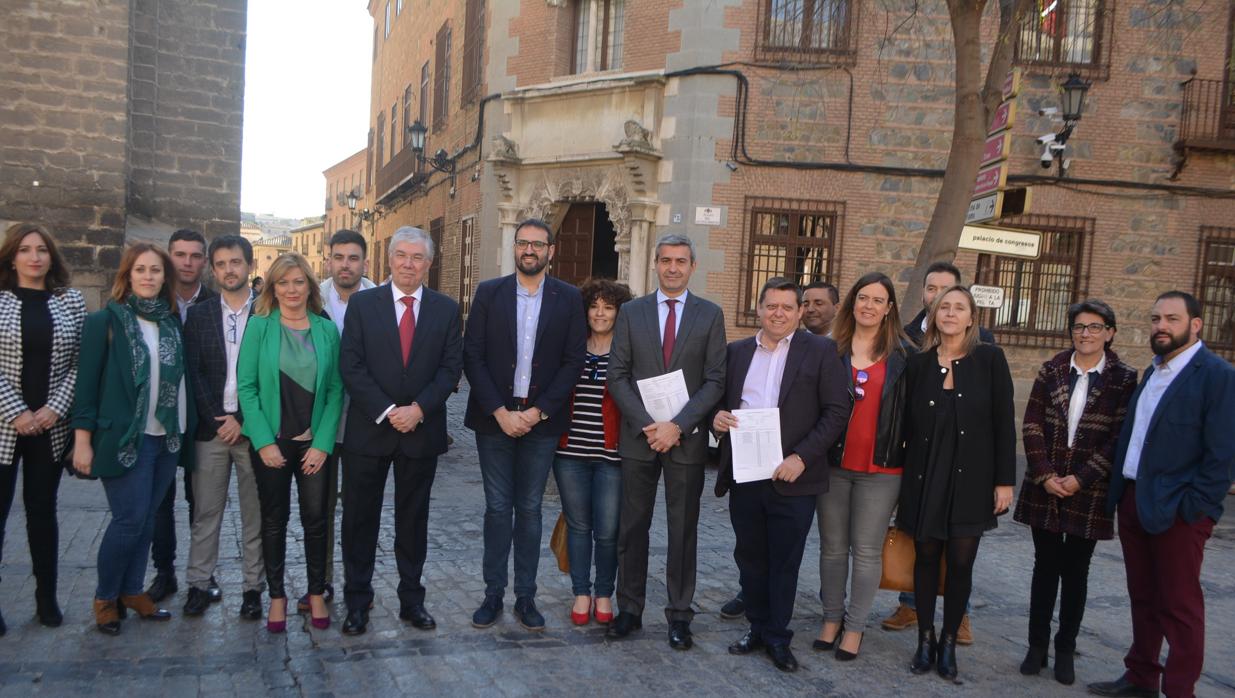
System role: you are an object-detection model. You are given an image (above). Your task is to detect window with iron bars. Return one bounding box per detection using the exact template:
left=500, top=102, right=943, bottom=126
left=1014, top=0, right=1113, bottom=79
left=974, top=215, right=1093, bottom=349
left=755, top=0, right=855, bottom=65
left=1197, top=226, right=1235, bottom=359
left=738, top=197, right=843, bottom=327
left=460, top=217, right=476, bottom=318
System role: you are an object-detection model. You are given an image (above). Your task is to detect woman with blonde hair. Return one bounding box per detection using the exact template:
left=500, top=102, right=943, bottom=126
left=237, top=253, right=343, bottom=633
left=72, top=242, right=194, bottom=635
left=897, top=286, right=1016, bottom=681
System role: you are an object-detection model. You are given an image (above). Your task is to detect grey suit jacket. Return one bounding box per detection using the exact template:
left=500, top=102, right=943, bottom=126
left=607, top=290, right=727, bottom=464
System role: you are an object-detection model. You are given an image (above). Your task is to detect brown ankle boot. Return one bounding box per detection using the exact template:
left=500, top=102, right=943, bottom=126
left=119, top=593, right=172, bottom=620
left=94, top=598, right=121, bottom=635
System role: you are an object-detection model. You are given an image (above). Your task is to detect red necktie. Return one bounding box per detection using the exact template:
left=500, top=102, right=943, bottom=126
left=662, top=298, right=677, bottom=370
left=399, top=296, right=416, bottom=365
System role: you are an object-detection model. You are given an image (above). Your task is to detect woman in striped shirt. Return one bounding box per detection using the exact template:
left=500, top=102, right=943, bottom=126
left=554, top=278, right=632, bottom=626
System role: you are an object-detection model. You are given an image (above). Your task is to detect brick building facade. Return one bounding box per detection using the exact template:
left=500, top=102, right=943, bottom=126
left=290, top=219, right=327, bottom=279
left=321, top=147, right=372, bottom=275
left=1, top=0, right=246, bottom=307
left=363, top=0, right=1235, bottom=410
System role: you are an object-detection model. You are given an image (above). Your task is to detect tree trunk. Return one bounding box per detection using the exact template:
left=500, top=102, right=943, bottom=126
left=899, top=0, right=1028, bottom=323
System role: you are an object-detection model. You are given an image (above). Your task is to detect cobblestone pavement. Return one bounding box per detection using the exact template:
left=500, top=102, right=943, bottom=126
left=1, top=385, right=1232, bottom=697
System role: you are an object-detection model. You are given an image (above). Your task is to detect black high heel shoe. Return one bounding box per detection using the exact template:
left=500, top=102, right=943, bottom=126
left=1054, top=650, right=1075, bottom=685
left=1020, top=646, right=1047, bottom=675
left=910, top=626, right=937, bottom=674
left=813, top=620, right=843, bottom=651
left=835, top=630, right=863, bottom=661
left=937, top=632, right=959, bottom=681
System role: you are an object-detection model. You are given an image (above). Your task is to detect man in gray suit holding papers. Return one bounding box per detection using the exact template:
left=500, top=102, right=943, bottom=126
left=606, top=233, right=726, bottom=650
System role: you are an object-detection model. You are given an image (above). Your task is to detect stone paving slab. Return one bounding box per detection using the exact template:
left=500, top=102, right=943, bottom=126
left=1, top=385, right=1232, bottom=696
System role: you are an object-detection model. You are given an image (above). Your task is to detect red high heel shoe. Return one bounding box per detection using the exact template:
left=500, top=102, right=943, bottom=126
left=594, top=598, right=614, bottom=624
left=571, top=597, right=592, bottom=626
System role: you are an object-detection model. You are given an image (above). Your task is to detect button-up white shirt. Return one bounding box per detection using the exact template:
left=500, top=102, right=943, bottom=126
left=178, top=283, right=204, bottom=324
left=1067, top=351, right=1106, bottom=448
left=221, top=292, right=254, bottom=413
left=740, top=330, right=793, bottom=409
left=657, top=288, right=688, bottom=345
left=1121, top=341, right=1205, bottom=479
left=378, top=283, right=423, bottom=424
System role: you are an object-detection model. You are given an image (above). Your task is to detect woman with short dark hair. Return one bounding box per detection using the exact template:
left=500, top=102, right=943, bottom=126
left=553, top=277, right=632, bottom=625
left=72, top=242, right=194, bottom=635
left=1014, top=300, right=1136, bottom=685
left=0, top=223, right=85, bottom=634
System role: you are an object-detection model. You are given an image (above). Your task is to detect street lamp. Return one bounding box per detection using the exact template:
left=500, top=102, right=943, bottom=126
left=1041, top=72, right=1092, bottom=177
left=407, top=119, right=457, bottom=194
left=1059, top=73, right=1090, bottom=124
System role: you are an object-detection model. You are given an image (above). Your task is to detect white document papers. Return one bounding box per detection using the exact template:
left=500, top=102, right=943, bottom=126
left=730, top=408, right=783, bottom=483
left=636, top=369, right=690, bottom=423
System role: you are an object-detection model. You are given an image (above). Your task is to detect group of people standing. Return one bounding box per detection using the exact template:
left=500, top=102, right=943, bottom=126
left=0, top=219, right=1230, bottom=697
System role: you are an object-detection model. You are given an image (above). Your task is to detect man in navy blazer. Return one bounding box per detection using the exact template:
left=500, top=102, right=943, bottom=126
left=337, top=227, right=463, bottom=636
left=712, top=278, right=850, bottom=672
left=463, top=218, right=586, bottom=631
left=1089, top=291, right=1235, bottom=698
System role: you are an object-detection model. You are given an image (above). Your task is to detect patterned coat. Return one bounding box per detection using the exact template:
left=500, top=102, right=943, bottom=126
left=0, top=288, right=87, bottom=466
left=1013, top=348, right=1137, bottom=540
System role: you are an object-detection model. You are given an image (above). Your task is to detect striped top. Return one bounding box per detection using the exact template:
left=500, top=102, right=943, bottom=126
left=557, top=351, right=619, bottom=463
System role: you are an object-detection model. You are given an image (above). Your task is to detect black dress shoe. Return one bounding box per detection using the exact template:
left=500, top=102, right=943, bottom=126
left=937, top=633, right=959, bottom=681
left=341, top=608, right=369, bottom=636
left=1055, top=650, right=1075, bottom=686
left=766, top=643, right=799, bottom=672
left=719, top=595, right=745, bottom=620
left=605, top=612, right=642, bottom=639
left=239, top=590, right=263, bottom=620
left=728, top=631, right=764, bottom=655
left=1020, top=645, right=1048, bottom=675
left=668, top=620, right=693, bottom=650
left=183, top=587, right=210, bottom=617
left=35, top=593, right=62, bottom=628
left=1086, top=675, right=1158, bottom=697
left=145, top=573, right=177, bottom=603
left=400, top=605, right=437, bottom=630
left=206, top=576, right=222, bottom=603
left=471, top=595, right=503, bottom=629
left=513, top=597, right=545, bottom=631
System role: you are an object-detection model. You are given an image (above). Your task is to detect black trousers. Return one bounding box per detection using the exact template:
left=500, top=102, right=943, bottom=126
left=251, top=439, right=330, bottom=599
left=0, top=434, right=61, bottom=593
left=616, top=454, right=705, bottom=623
left=341, top=450, right=437, bottom=611
left=1028, top=527, right=1098, bottom=653
left=151, top=462, right=194, bottom=575
left=729, top=480, right=816, bottom=646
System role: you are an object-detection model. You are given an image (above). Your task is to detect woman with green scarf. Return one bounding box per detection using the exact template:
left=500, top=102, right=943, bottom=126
left=71, top=243, right=196, bottom=635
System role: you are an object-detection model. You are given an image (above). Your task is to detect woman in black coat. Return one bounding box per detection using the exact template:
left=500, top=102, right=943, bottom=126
left=896, top=286, right=1016, bottom=681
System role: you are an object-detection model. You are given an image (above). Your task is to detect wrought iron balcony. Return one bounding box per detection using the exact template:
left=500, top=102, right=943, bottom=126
left=1178, top=78, right=1235, bottom=152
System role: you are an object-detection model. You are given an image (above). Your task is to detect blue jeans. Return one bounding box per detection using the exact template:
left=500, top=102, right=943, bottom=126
left=552, top=457, right=621, bottom=597
left=475, top=432, right=558, bottom=599
left=96, top=435, right=180, bottom=600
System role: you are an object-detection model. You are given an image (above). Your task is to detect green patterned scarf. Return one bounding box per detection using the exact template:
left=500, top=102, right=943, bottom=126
left=107, top=296, right=185, bottom=468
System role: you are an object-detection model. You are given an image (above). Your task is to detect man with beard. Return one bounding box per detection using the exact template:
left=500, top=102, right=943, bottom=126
left=181, top=235, right=263, bottom=619
left=149, top=229, right=218, bottom=603
left=463, top=219, right=586, bottom=631
left=303, top=229, right=376, bottom=612
left=1088, top=291, right=1235, bottom=698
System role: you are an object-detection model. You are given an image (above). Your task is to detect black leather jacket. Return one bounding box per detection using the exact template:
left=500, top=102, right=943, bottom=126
left=828, top=344, right=914, bottom=470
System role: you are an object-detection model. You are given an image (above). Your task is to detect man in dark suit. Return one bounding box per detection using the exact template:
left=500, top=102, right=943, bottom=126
left=463, top=218, right=586, bottom=632
left=181, top=235, right=263, bottom=621
left=149, top=228, right=217, bottom=603
left=605, top=233, right=727, bottom=650
left=337, top=226, right=463, bottom=635
left=713, top=277, right=850, bottom=672
left=1088, top=291, right=1235, bottom=698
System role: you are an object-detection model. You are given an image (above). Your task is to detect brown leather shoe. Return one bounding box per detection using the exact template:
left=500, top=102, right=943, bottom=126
left=119, top=593, right=172, bottom=620
left=957, top=614, right=973, bottom=645
left=93, top=598, right=121, bottom=635
left=880, top=603, right=917, bottom=631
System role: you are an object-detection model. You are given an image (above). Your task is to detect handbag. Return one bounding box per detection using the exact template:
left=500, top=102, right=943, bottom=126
left=550, top=512, right=570, bottom=573
left=879, top=526, right=944, bottom=593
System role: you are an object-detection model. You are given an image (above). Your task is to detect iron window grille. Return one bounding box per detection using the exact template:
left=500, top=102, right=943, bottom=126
left=738, top=197, right=844, bottom=328
left=1013, top=0, right=1113, bottom=80
left=755, top=0, right=856, bottom=66
left=1196, top=226, right=1235, bottom=359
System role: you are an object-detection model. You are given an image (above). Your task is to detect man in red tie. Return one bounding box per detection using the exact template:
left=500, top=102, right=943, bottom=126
left=606, top=233, right=727, bottom=650
left=337, top=227, right=463, bottom=636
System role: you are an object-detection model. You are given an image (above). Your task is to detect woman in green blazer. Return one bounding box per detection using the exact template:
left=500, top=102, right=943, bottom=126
left=71, top=243, right=196, bottom=635
left=237, top=253, right=343, bottom=633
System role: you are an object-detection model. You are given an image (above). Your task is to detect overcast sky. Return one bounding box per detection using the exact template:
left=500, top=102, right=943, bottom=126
left=240, top=1, right=372, bottom=219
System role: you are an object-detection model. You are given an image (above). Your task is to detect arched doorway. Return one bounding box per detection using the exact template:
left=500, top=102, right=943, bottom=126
left=551, top=202, right=619, bottom=286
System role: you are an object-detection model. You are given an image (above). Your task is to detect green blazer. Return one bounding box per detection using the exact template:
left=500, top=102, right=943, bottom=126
left=237, top=310, right=343, bottom=453
left=70, top=305, right=197, bottom=479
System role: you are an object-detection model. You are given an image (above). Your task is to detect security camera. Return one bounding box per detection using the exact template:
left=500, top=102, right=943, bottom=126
left=1041, top=146, right=1055, bottom=168
left=1037, top=133, right=1057, bottom=145
left=1039, top=106, right=1059, bottom=116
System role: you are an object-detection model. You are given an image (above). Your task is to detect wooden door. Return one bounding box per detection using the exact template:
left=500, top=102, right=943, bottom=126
left=552, top=203, right=594, bottom=286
